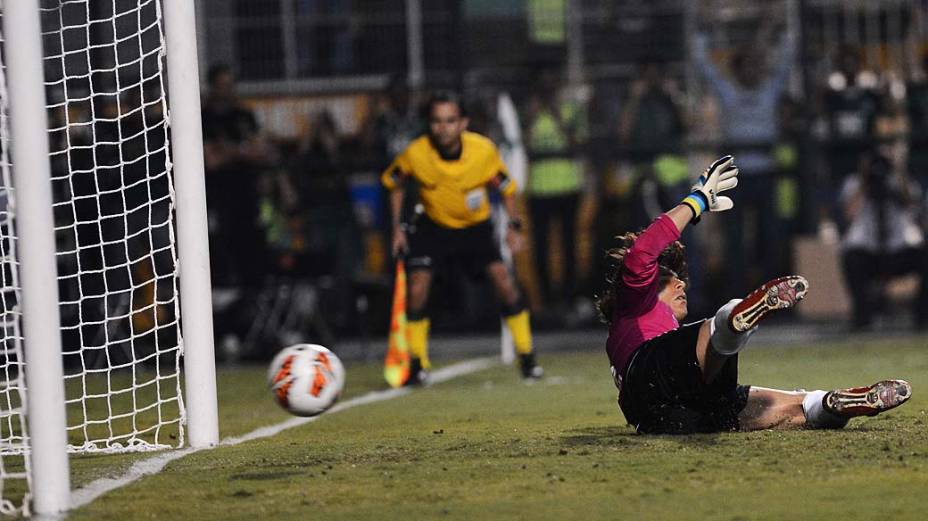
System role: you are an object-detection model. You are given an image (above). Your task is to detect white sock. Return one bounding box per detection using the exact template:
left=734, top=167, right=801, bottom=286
left=709, top=299, right=755, bottom=355
left=802, top=390, right=849, bottom=429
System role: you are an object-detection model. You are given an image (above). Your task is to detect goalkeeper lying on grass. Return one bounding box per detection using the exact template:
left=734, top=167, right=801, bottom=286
left=597, top=156, right=912, bottom=434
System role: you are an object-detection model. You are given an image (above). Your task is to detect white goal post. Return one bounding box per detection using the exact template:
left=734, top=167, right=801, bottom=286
left=0, top=0, right=218, bottom=515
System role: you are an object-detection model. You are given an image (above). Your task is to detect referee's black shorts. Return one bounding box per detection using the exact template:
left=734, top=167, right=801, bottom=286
left=618, top=320, right=751, bottom=434
left=406, top=214, right=502, bottom=274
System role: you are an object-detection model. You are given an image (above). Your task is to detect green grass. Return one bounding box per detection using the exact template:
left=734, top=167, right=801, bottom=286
left=54, top=336, right=928, bottom=519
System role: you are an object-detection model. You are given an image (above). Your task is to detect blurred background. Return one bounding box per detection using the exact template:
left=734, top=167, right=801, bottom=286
left=148, top=0, right=928, bottom=361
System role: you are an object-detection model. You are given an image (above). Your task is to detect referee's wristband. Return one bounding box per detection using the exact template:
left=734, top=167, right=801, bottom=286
left=681, top=192, right=708, bottom=222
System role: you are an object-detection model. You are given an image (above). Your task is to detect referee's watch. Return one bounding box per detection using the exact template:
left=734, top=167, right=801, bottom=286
left=508, top=218, right=523, bottom=231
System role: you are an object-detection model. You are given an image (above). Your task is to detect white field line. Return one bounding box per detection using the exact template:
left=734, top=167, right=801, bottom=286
left=69, top=357, right=497, bottom=511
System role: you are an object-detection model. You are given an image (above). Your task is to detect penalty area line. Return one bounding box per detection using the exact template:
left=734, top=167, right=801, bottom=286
left=69, top=356, right=497, bottom=511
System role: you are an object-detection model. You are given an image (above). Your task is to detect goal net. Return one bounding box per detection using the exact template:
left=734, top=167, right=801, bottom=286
left=0, top=0, right=197, bottom=514
left=0, top=21, right=32, bottom=516
left=43, top=0, right=185, bottom=454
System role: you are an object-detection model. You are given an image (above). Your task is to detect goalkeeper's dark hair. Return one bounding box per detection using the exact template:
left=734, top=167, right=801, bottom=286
left=594, top=231, right=689, bottom=325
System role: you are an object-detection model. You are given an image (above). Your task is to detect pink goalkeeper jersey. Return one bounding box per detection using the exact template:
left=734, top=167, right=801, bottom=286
left=606, top=214, right=681, bottom=384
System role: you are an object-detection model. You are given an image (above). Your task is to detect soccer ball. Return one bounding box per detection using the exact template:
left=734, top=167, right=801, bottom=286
left=267, top=344, right=345, bottom=417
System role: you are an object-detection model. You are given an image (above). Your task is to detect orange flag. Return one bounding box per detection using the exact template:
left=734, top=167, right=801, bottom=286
left=384, top=259, right=411, bottom=387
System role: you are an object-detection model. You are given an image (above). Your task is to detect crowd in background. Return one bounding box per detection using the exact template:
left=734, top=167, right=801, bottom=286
left=199, top=28, right=928, bottom=360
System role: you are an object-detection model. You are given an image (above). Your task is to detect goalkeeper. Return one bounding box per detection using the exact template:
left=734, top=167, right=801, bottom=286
left=598, top=155, right=912, bottom=434
left=382, top=90, right=542, bottom=383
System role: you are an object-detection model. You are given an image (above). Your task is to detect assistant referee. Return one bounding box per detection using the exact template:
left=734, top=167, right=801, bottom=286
left=382, top=90, right=542, bottom=383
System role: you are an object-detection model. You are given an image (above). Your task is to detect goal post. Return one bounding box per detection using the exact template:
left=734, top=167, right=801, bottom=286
left=2, top=0, right=71, bottom=515
left=0, top=0, right=218, bottom=515
left=163, top=0, right=219, bottom=451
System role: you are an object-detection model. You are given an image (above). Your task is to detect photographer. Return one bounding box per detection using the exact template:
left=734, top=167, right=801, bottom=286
left=839, top=151, right=928, bottom=330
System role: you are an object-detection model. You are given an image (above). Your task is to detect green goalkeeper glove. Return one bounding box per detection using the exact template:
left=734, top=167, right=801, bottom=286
left=681, top=155, right=739, bottom=222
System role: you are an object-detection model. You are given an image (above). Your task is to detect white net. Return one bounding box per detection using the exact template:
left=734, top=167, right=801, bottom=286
left=0, top=0, right=191, bottom=511
left=40, top=0, right=185, bottom=454
left=0, top=0, right=186, bottom=495
left=0, top=18, right=33, bottom=518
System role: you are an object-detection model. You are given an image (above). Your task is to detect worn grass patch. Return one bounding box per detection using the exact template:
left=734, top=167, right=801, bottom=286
left=60, top=336, right=928, bottom=520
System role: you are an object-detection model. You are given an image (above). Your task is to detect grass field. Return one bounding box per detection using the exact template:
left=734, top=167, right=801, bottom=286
left=58, top=335, right=928, bottom=520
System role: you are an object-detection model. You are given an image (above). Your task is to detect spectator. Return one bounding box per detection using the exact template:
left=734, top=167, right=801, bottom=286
left=523, top=67, right=589, bottom=314
left=619, top=59, right=686, bottom=164
left=345, top=104, right=392, bottom=276
left=616, top=59, right=708, bottom=313
left=839, top=152, right=928, bottom=330
left=293, top=111, right=361, bottom=328
left=202, top=63, right=277, bottom=284
left=201, top=63, right=278, bottom=353
left=692, top=21, right=796, bottom=294
left=807, top=49, right=883, bottom=241
left=373, top=75, right=425, bottom=161
left=774, top=95, right=811, bottom=238
left=618, top=59, right=690, bottom=228
left=821, top=46, right=883, bottom=192
left=61, top=96, right=123, bottom=353
left=906, top=54, right=928, bottom=189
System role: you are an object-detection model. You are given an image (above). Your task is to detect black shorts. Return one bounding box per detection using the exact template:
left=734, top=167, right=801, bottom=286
left=407, top=215, right=502, bottom=274
left=618, top=320, right=751, bottom=434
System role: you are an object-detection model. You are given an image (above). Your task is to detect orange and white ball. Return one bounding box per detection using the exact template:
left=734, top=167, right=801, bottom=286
left=267, top=344, right=345, bottom=416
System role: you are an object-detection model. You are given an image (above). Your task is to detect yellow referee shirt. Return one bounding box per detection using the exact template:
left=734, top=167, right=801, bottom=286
left=381, top=131, right=517, bottom=229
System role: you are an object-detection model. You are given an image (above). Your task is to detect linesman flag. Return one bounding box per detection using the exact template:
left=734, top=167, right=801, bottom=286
left=384, top=259, right=411, bottom=388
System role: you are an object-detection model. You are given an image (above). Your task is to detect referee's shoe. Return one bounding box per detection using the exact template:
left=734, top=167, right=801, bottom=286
left=519, top=353, right=544, bottom=380
left=729, top=275, right=809, bottom=333
left=404, top=357, right=430, bottom=387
